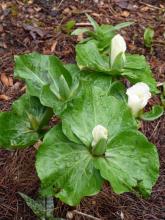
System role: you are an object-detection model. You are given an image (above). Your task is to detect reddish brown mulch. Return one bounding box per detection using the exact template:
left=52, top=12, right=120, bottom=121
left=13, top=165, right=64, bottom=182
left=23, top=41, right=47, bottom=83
left=0, top=0, right=165, bottom=219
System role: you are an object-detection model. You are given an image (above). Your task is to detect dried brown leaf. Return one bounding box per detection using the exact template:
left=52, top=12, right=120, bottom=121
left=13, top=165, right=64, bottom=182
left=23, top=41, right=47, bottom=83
left=0, top=73, right=10, bottom=87
left=0, top=94, right=10, bottom=101
left=51, top=40, right=57, bottom=52
left=121, top=10, right=130, bottom=17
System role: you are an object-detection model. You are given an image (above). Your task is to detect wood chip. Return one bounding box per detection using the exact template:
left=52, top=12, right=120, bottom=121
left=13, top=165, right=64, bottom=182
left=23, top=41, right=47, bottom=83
left=0, top=25, right=3, bottom=33
left=121, top=10, right=130, bottom=17
left=51, top=40, right=57, bottom=53
left=140, top=6, right=149, bottom=12
left=0, top=73, right=10, bottom=87
left=8, top=76, right=13, bottom=87
left=0, top=94, right=10, bottom=101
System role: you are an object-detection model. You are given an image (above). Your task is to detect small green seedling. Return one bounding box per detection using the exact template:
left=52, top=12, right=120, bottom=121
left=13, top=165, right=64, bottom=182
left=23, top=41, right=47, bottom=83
left=144, top=27, right=154, bottom=48
left=63, top=20, right=76, bottom=33
left=19, top=193, right=65, bottom=220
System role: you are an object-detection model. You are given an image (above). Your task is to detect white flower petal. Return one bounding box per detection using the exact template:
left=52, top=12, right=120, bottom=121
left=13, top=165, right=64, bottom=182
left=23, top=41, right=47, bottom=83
left=126, top=82, right=151, bottom=116
left=92, top=125, right=108, bottom=146
left=111, top=34, right=126, bottom=66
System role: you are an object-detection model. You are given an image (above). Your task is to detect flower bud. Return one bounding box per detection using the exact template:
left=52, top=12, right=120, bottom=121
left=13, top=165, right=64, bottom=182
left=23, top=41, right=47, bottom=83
left=92, top=125, right=108, bottom=147
left=92, top=125, right=108, bottom=156
left=126, top=82, right=151, bottom=116
left=111, top=34, right=126, bottom=67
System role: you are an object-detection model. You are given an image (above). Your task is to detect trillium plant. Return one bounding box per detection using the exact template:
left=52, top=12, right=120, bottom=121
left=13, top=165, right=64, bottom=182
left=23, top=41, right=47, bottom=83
left=0, top=16, right=164, bottom=206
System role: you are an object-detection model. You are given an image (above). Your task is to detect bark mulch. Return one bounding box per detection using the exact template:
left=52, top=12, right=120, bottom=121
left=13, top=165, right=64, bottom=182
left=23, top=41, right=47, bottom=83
left=0, top=0, right=165, bottom=219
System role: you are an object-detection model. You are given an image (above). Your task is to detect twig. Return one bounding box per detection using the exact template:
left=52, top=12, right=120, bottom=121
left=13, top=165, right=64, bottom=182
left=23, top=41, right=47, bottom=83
left=57, top=0, right=65, bottom=9
left=150, top=119, right=161, bottom=139
left=75, top=22, right=92, bottom=27
left=73, top=210, right=101, bottom=220
left=139, top=1, right=163, bottom=10
left=153, top=40, right=165, bottom=45
left=108, top=0, right=117, bottom=16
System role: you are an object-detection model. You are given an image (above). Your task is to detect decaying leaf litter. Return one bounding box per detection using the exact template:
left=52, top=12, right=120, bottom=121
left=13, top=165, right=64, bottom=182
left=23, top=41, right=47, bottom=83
left=0, top=0, right=165, bottom=219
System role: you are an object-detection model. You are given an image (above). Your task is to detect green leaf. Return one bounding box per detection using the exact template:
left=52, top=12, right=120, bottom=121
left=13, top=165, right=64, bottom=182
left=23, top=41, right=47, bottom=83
left=14, top=52, right=78, bottom=97
left=19, top=192, right=48, bottom=219
left=12, top=94, right=53, bottom=129
left=108, top=81, right=127, bottom=102
left=40, top=85, right=67, bottom=115
left=58, top=75, right=71, bottom=100
left=48, top=56, right=72, bottom=88
left=36, top=124, right=103, bottom=206
left=40, top=64, right=80, bottom=115
left=14, top=52, right=51, bottom=97
left=36, top=94, right=159, bottom=204
left=95, top=24, right=116, bottom=50
left=92, top=138, right=107, bottom=156
left=140, top=105, right=164, bottom=121
left=15, top=52, right=80, bottom=115
left=63, top=20, right=76, bottom=33
left=111, top=52, right=125, bottom=70
left=71, top=28, right=90, bottom=35
left=86, top=14, right=99, bottom=30
left=94, top=130, right=159, bottom=197
left=95, top=22, right=133, bottom=50
left=62, top=83, right=137, bottom=147
left=124, top=54, right=148, bottom=70
left=114, top=21, right=134, bottom=30
left=160, top=82, right=165, bottom=107
left=19, top=193, right=64, bottom=220
left=72, top=21, right=133, bottom=50
left=76, top=40, right=110, bottom=72
left=0, top=112, right=39, bottom=149
left=144, top=27, right=154, bottom=48
left=123, top=54, right=158, bottom=93
left=42, top=61, right=80, bottom=115
left=80, top=71, right=112, bottom=94
left=0, top=94, right=53, bottom=149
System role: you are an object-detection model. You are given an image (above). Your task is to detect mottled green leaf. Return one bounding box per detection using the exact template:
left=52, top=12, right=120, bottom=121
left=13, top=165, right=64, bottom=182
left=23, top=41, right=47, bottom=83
left=80, top=71, right=112, bottom=92
left=15, top=52, right=80, bottom=115
left=40, top=85, right=67, bottom=115
left=94, top=130, right=159, bottom=197
left=14, top=52, right=51, bottom=96
left=62, top=83, right=137, bottom=147
left=40, top=64, right=80, bottom=115
left=76, top=40, right=110, bottom=72
left=144, top=27, right=154, bottom=48
left=141, top=105, right=164, bottom=121
left=108, top=81, right=127, bottom=101
left=122, top=54, right=158, bottom=93
left=19, top=193, right=64, bottom=220
left=0, top=94, right=53, bottom=149
left=36, top=93, right=159, bottom=205
left=36, top=125, right=103, bottom=206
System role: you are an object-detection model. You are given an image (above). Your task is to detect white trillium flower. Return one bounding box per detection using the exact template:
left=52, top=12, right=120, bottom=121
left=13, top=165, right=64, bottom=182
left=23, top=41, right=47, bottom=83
left=92, top=125, right=108, bottom=147
left=111, top=34, right=126, bottom=67
left=126, top=82, right=151, bottom=116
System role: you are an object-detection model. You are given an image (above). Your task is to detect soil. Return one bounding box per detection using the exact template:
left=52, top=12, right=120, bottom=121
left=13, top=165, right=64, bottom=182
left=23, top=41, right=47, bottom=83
left=0, top=0, right=165, bottom=219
